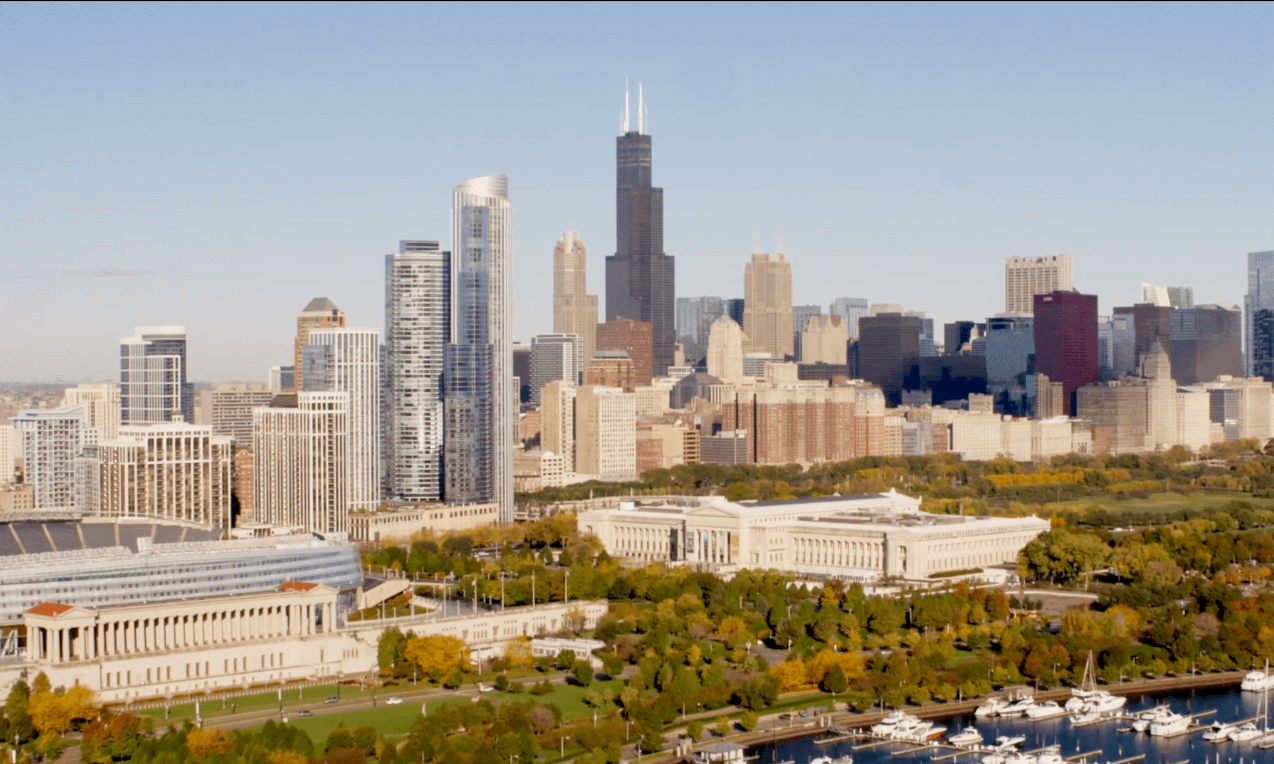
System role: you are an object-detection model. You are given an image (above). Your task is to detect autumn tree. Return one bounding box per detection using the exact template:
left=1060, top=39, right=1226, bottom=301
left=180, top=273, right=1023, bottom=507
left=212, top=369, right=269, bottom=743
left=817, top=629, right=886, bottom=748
left=405, top=634, right=470, bottom=681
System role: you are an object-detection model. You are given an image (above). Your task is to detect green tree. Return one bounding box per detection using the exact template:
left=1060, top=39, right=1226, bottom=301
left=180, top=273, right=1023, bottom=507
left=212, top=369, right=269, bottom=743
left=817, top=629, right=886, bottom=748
left=574, top=660, right=595, bottom=687
left=822, top=664, right=849, bottom=694
left=686, top=720, right=704, bottom=740
left=5, top=680, right=34, bottom=743
left=740, top=711, right=759, bottom=731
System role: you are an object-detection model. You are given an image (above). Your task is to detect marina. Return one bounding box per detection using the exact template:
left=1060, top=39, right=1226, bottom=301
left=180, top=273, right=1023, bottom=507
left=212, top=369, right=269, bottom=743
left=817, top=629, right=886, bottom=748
left=749, top=685, right=1271, bottom=764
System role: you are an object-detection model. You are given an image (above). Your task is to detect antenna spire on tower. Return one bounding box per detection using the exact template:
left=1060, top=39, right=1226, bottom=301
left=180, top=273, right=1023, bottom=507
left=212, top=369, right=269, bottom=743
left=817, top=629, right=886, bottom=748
left=638, top=83, right=644, bottom=134
left=623, top=78, right=630, bottom=134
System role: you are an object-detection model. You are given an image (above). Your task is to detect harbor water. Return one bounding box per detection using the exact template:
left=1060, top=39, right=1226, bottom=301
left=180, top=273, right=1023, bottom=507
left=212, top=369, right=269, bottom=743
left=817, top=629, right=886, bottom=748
left=754, top=686, right=1273, bottom=764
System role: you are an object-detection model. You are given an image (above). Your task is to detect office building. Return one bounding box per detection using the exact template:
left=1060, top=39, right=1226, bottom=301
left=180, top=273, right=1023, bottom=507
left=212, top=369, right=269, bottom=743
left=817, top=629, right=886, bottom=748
left=0, top=425, right=13, bottom=485
left=1112, top=303, right=1173, bottom=373
left=1005, top=255, right=1073, bottom=315
left=705, top=316, right=746, bottom=382
left=857, top=312, right=922, bottom=406
left=62, top=384, right=120, bottom=442
left=197, top=383, right=274, bottom=445
left=1140, top=283, right=1194, bottom=310
left=384, top=240, right=450, bottom=500
left=446, top=176, right=514, bottom=520
left=575, top=385, right=636, bottom=481
left=119, top=326, right=194, bottom=425
left=596, top=319, right=653, bottom=386
left=512, top=342, right=531, bottom=407
left=586, top=350, right=635, bottom=391
left=675, top=296, right=725, bottom=366
left=983, top=315, right=1034, bottom=412
left=268, top=366, right=294, bottom=391
left=305, top=328, right=381, bottom=513
left=95, top=423, right=233, bottom=531
left=910, top=312, right=937, bottom=358
left=743, top=252, right=794, bottom=359
left=1169, top=305, right=1242, bottom=385
left=1108, top=312, right=1137, bottom=377
left=1077, top=382, right=1150, bottom=455
left=792, top=304, right=822, bottom=360
left=530, top=334, right=584, bottom=407
left=1245, top=250, right=1274, bottom=376
left=15, top=405, right=85, bottom=509
left=552, top=231, right=598, bottom=365
left=1034, top=291, right=1098, bottom=416
left=606, top=86, right=675, bottom=376
left=718, top=385, right=858, bottom=465
left=801, top=314, right=849, bottom=365
left=1143, top=340, right=1178, bottom=450
left=293, top=299, right=346, bottom=392
left=724, top=298, right=745, bottom=327
left=253, top=392, right=350, bottom=535
left=943, top=321, right=985, bottom=356
left=701, top=430, right=749, bottom=465
left=830, top=297, right=870, bottom=340
left=540, top=381, right=576, bottom=474
left=1252, top=308, right=1274, bottom=382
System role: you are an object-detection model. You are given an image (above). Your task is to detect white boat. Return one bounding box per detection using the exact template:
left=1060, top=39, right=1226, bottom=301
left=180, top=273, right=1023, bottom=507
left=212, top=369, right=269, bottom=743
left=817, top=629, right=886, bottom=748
left=1086, top=691, right=1126, bottom=713
left=871, top=710, right=910, bottom=736
left=1025, top=701, right=1067, bottom=721
left=1070, top=709, right=1102, bottom=726
left=1003, top=754, right=1036, bottom=764
left=1132, top=704, right=1174, bottom=732
left=1258, top=731, right=1274, bottom=749
left=1035, top=746, right=1064, bottom=764
left=830, top=758, right=853, bottom=764
left=999, top=698, right=1036, bottom=718
left=1203, top=720, right=1238, bottom=742
left=992, top=735, right=1025, bottom=751
left=975, top=698, right=1010, bottom=717
left=948, top=728, right=983, bottom=746
left=1242, top=660, right=1274, bottom=692
left=1149, top=713, right=1191, bottom=737
left=981, top=755, right=1007, bottom=764
left=922, top=725, right=947, bottom=741
left=1063, top=696, right=1086, bottom=713
left=1230, top=722, right=1262, bottom=742
left=810, top=758, right=834, bottom=764
left=892, top=720, right=930, bottom=740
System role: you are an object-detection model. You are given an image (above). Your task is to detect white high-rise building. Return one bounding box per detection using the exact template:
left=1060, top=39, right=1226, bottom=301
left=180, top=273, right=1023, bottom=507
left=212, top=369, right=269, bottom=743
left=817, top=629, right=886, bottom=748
left=253, top=392, right=350, bottom=535
left=1005, top=255, right=1074, bottom=315
left=96, top=423, right=233, bottom=531
left=0, top=424, right=15, bottom=485
left=306, top=328, right=381, bottom=513
left=197, top=383, right=274, bottom=445
left=575, top=385, right=636, bottom=481
left=62, top=383, right=121, bottom=442
left=530, top=334, right=583, bottom=407
left=541, top=380, right=576, bottom=474
left=16, top=405, right=85, bottom=509
left=706, top=316, right=746, bottom=383
left=446, top=175, right=514, bottom=522
left=384, top=240, right=450, bottom=500
left=119, top=326, right=194, bottom=424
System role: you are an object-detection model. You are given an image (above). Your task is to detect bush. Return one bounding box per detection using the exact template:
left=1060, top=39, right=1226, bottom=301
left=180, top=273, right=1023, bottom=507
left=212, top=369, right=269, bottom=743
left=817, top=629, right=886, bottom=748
left=531, top=680, right=554, bottom=696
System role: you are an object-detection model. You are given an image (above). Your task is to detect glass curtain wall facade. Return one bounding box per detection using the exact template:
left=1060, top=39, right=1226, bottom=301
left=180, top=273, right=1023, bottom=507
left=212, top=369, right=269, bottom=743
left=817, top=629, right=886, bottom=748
left=120, top=326, right=194, bottom=425
left=1246, top=250, right=1274, bottom=376
left=447, top=176, right=514, bottom=522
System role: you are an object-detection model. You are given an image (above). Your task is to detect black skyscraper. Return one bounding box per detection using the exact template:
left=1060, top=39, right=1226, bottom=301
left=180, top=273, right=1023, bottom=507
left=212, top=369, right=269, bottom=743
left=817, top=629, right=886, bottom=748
left=606, top=86, right=675, bottom=376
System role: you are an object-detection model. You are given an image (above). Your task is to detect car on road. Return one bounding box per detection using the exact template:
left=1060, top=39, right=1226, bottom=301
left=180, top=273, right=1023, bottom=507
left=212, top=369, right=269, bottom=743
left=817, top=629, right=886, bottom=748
left=297, top=710, right=313, bottom=717
left=324, top=696, right=339, bottom=704
left=477, top=684, right=494, bottom=692
left=386, top=697, right=403, bottom=705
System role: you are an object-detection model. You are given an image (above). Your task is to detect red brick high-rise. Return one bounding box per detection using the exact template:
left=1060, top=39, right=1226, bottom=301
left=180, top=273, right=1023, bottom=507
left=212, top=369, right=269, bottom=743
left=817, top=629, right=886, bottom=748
left=1034, top=291, right=1099, bottom=416
left=597, top=319, right=653, bottom=386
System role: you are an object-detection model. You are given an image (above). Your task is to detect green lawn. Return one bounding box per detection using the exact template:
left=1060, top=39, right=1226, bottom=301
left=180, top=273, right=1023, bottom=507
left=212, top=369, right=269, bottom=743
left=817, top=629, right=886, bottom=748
left=486, top=678, right=624, bottom=721
left=1048, top=491, right=1274, bottom=516
left=134, top=681, right=376, bottom=723
left=267, top=696, right=469, bottom=742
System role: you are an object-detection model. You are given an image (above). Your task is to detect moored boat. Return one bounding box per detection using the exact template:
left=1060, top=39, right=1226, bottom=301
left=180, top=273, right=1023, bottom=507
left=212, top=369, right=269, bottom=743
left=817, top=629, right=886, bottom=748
left=1149, top=713, right=1191, bottom=737
left=948, top=727, right=983, bottom=746
left=1025, top=701, right=1066, bottom=721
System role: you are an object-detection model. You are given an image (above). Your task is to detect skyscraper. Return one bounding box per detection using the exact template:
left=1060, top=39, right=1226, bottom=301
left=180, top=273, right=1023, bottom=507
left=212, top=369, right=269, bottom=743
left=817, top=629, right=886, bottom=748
left=706, top=315, right=746, bottom=383
left=16, top=405, right=85, bottom=509
left=605, top=85, right=675, bottom=376
left=294, top=298, right=346, bottom=392
left=1033, top=291, right=1099, bottom=416
left=62, top=383, right=121, bottom=441
left=552, top=231, right=598, bottom=365
left=743, top=252, right=794, bottom=359
left=1005, top=255, right=1074, bottom=315
left=596, top=319, right=654, bottom=386
left=306, top=328, right=381, bottom=513
left=792, top=304, right=822, bottom=361
left=857, top=313, right=921, bottom=406
left=1169, top=305, right=1242, bottom=385
left=384, top=240, right=450, bottom=500
left=830, top=297, right=870, bottom=340
left=1245, top=250, right=1274, bottom=376
left=253, top=392, right=350, bottom=535
left=446, top=175, right=514, bottom=522
left=119, top=326, right=194, bottom=425
left=530, top=334, right=584, bottom=407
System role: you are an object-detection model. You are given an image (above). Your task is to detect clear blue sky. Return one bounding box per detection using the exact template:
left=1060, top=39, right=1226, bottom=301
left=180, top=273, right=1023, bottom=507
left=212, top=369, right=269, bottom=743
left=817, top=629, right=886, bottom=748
left=2, top=2, right=1271, bottom=382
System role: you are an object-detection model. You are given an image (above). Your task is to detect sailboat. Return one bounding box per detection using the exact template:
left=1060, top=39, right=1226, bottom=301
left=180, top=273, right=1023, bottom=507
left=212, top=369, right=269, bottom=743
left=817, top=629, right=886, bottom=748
left=1255, top=684, right=1274, bottom=748
left=1243, top=658, right=1274, bottom=692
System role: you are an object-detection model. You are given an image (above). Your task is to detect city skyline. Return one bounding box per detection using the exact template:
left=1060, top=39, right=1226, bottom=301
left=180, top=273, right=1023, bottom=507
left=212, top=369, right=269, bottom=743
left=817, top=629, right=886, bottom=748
left=2, top=3, right=1272, bottom=382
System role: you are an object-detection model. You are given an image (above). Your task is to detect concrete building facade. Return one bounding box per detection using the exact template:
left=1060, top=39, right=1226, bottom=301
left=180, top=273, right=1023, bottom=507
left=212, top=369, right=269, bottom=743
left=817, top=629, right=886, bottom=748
left=16, top=405, right=85, bottom=509
left=743, top=253, right=795, bottom=359
left=293, top=299, right=346, bottom=393
left=1005, top=255, right=1073, bottom=315
left=252, top=392, right=350, bottom=535
left=575, top=385, right=636, bottom=481
left=552, top=231, right=598, bottom=365
left=304, top=328, right=381, bottom=513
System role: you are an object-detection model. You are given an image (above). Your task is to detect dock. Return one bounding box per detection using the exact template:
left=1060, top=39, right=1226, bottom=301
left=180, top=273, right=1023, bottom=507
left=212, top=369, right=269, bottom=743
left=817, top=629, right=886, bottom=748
left=815, top=734, right=858, bottom=746
left=1105, top=756, right=1145, bottom=764
left=1065, top=749, right=1103, bottom=761
left=852, top=739, right=896, bottom=751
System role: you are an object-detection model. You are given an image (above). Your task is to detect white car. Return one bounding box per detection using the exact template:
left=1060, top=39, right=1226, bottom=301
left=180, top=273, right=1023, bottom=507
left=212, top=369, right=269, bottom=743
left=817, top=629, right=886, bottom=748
left=477, top=684, right=494, bottom=693
left=386, top=697, right=403, bottom=705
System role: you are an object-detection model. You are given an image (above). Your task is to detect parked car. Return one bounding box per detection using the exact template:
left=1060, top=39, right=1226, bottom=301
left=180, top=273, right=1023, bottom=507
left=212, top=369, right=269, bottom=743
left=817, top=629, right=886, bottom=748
left=297, top=710, right=313, bottom=717
left=386, top=697, right=403, bottom=705
left=324, top=696, right=339, bottom=704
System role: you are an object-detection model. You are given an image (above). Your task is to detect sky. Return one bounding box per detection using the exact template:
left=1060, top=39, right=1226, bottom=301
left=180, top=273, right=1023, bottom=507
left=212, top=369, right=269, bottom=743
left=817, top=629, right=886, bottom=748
left=1, top=2, right=1271, bottom=383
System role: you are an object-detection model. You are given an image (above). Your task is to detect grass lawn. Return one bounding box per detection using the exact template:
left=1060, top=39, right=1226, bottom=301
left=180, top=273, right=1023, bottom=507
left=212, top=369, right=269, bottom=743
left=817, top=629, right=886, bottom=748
left=486, top=678, right=624, bottom=721
left=263, top=696, right=470, bottom=742
left=1046, top=491, right=1274, bottom=517
left=134, top=682, right=376, bottom=723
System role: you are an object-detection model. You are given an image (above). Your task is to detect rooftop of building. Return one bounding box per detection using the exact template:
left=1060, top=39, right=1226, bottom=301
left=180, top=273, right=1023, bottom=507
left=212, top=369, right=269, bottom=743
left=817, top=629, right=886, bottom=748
left=301, top=297, right=341, bottom=313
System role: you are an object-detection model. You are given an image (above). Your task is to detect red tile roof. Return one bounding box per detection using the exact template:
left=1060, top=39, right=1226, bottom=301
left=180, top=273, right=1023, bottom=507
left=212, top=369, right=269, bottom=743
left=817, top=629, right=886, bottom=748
left=27, top=603, right=74, bottom=617
left=279, top=581, right=319, bottom=592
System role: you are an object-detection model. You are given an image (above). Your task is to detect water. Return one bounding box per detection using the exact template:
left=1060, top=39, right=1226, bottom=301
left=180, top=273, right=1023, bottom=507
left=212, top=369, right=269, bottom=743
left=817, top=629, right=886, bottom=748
left=755, top=687, right=1274, bottom=764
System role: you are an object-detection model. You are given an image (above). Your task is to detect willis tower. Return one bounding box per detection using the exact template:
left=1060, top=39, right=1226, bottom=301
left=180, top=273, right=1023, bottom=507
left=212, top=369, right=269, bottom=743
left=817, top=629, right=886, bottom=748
left=606, top=83, right=675, bottom=376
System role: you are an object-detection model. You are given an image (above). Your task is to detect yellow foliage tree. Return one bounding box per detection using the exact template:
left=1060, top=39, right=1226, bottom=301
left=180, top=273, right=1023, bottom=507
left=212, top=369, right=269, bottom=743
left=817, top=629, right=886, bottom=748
left=405, top=634, right=470, bottom=679
left=770, top=660, right=808, bottom=692
left=186, top=728, right=227, bottom=760
left=29, top=691, right=71, bottom=737
left=805, top=648, right=865, bottom=686
left=503, top=637, right=534, bottom=668
left=269, top=752, right=311, bottom=764
left=714, top=616, right=752, bottom=649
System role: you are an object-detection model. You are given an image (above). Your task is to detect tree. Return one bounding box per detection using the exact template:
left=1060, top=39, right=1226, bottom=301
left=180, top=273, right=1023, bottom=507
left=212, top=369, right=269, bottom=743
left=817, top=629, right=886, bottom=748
left=714, top=616, right=753, bottom=650
left=771, top=660, right=807, bottom=692
left=555, top=649, right=578, bottom=671
left=601, top=652, right=625, bottom=679
left=574, top=660, right=595, bottom=687
left=564, top=604, right=588, bottom=634
left=686, top=720, right=704, bottom=740
left=404, top=634, right=469, bottom=681
left=82, top=713, right=143, bottom=764
left=822, top=664, right=848, bottom=695
left=29, top=685, right=95, bottom=737
left=715, top=718, right=731, bottom=738
left=378, top=626, right=408, bottom=673
left=503, top=637, right=534, bottom=669
left=187, top=728, right=227, bottom=760
left=640, top=723, right=665, bottom=753
left=5, top=680, right=34, bottom=742
left=740, top=711, right=759, bottom=731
